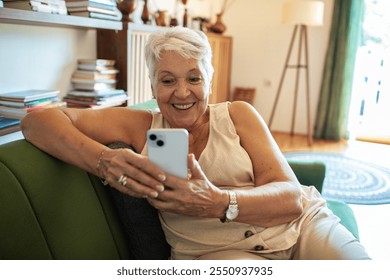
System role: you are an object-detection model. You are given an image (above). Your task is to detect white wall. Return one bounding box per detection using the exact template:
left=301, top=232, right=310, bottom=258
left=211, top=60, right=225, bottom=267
left=0, top=0, right=333, bottom=134
left=0, top=24, right=96, bottom=96
left=223, top=0, right=334, bottom=134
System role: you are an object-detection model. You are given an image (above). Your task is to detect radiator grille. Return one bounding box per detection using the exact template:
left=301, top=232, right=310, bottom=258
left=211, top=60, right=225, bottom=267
left=127, top=30, right=153, bottom=105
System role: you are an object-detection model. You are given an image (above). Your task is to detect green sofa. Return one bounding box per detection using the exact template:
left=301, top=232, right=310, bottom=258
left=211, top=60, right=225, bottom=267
left=0, top=138, right=359, bottom=259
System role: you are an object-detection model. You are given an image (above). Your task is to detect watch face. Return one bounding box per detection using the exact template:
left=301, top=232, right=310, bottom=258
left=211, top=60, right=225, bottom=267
left=226, top=205, right=239, bottom=220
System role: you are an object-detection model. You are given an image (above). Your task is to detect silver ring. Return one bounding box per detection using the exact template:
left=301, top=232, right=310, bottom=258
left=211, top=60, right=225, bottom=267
left=117, top=175, right=127, bottom=186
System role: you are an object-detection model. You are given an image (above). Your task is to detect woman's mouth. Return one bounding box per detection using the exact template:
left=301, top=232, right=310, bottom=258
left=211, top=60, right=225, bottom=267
left=172, top=103, right=195, bottom=110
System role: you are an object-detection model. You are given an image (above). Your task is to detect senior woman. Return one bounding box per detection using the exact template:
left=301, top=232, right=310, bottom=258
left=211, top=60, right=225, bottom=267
left=21, top=27, right=369, bottom=260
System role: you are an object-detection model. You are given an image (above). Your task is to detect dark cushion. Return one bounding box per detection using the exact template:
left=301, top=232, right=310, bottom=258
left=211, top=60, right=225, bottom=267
left=107, top=142, right=170, bottom=260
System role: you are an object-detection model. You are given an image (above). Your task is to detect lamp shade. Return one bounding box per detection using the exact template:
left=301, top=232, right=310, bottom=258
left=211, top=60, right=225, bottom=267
left=282, top=1, right=324, bottom=26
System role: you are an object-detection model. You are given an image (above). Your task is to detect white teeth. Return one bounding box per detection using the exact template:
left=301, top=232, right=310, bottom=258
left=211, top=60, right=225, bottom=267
left=173, top=103, right=194, bottom=110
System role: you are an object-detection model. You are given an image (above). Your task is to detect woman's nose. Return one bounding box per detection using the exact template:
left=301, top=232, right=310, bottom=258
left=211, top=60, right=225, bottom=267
left=175, top=79, right=191, bottom=98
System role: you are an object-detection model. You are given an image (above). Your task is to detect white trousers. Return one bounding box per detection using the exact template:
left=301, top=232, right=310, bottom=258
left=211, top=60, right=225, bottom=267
left=198, top=208, right=371, bottom=260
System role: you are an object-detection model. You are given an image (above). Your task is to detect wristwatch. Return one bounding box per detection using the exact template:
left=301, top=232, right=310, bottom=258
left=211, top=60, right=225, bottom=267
left=220, top=190, right=239, bottom=223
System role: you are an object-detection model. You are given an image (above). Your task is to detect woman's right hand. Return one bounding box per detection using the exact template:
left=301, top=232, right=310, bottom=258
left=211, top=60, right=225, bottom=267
left=97, top=148, right=166, bottom=198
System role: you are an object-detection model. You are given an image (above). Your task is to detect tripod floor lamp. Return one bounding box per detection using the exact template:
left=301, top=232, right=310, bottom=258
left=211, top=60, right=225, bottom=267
left=268, top=1, right=324, bottom=146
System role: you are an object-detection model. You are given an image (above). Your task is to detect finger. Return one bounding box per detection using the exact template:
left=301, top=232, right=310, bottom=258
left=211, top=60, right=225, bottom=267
left=107, top=151, right=166, bottom=192
left=125, top=151, right=166, bottom=182
left=188, top=153, right=206, bottom=179
left=122, top=161, right=165, bottom=192
left=110, top=175, right=161, bottom=198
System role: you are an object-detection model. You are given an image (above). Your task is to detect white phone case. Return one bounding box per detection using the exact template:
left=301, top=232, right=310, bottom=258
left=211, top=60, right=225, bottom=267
left=147, top=129, right=189, bottom=179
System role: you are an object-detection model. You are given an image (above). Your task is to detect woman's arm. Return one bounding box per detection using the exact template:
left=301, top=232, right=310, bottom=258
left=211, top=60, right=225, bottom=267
left=227, top=101, right=303, bottom=226
left=21, top=107, right=166, bottom=198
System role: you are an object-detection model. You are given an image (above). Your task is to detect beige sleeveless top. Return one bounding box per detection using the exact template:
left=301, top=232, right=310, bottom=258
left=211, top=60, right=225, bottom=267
left=142, top=102, right=326, bottom=260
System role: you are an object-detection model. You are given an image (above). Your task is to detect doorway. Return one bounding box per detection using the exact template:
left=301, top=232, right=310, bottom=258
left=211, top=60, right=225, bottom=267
left=348, top=0, right=390, bottom=144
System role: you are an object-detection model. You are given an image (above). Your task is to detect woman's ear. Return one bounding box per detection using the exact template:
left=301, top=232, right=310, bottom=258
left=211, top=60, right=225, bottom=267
left=150, top=84, right=156, bottom=99
left=209, top=82, right=213, bottom=95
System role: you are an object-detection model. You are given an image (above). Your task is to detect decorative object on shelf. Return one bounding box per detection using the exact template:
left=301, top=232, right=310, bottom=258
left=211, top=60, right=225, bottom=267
left=141, top=0, right=150, bottom=24
left=208, top=13, right=226, bottom=34
left=154, top=10, right=169, bottom=26
left=181, top=0, right=188, bottom=27
left=207, top=0, right=235, bottom=34
left=169, top=17, right=178, bottom=27
left=183, top=8, right=188, bottom=27
left=116, top=0, right=137, bottom=22
left=268, top=0, right=324, bottom=146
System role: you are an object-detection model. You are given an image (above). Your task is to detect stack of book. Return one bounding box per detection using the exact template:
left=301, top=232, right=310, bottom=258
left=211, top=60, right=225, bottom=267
left=3, top=0, right=68, bottom=15
left=0, top=89, right=65, bottom=119
left=0, top=116, right=20, bottom=136
left=65, top=0, right=122, bottom=21
left=64, top=59, right=128, bottom=109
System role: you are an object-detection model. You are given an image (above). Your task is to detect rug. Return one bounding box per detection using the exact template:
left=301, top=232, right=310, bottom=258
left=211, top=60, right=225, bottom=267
left=284, top=152, right=390, bottom=205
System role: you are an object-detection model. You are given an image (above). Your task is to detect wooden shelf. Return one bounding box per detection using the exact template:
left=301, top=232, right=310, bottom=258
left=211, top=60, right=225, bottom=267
left=0, top=8, right=122, bottom=30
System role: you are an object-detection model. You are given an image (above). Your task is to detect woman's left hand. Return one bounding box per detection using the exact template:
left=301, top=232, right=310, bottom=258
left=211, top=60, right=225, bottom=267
left=147, top=154, right=227, bottom=218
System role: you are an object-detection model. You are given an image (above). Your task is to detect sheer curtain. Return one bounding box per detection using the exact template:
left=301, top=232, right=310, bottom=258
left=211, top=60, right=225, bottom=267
left=314, top=0, right=365, bottom=140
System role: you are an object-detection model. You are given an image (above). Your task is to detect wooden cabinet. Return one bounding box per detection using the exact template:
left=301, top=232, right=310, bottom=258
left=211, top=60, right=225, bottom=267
left=207, top=33, right=233, bottom=104
left=97, top=24, right=232, bottom=105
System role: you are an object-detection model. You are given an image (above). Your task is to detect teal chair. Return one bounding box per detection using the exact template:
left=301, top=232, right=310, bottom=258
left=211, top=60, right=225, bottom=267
left=288, top=161, right=359, bottom=239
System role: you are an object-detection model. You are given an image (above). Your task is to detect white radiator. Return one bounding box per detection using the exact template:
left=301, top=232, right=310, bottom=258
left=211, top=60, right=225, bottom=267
left=127, top=29, right=154, bottom=105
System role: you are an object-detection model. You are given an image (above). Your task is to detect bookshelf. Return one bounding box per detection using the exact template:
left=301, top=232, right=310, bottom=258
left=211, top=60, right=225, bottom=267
left=0, top=7, right=123, bottom=142
left=0, top=8, right=122, bottom=30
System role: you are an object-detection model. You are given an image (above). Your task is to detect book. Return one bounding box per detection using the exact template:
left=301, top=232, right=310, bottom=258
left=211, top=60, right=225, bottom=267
left=65, top=0, right=115, bottom=10
left=64, top=93, right=128, bottom=109
left=0, top=116, right=20, bottom=130
left=65, top=0, right=115, bottom=5
left=72, top=82, right=116, bottom=91
left=77, top=58, right=115, bottom=66
left=67, top=89, right=125, bottom=97
left=64, top=92, right=128, bottom=105
left=71, top=78, right=116, bottom=84
left=68, top=11, right=121, bottom=21
left=4, top=0, right=68, bottom=15
left=71, top=70, right=117, bottom=80
left=0, top=123, right=21, bottom=136
left=0, top=89, right=60, bottom=103
left=77, top=64, right=118, bottom=72
left=0, top=115, right=21, bottom=136
left=0, top=97, right=58, bottom=108
left=67, top=5, right=116, bottom=14
left=0, top=101, right=66, bottom=119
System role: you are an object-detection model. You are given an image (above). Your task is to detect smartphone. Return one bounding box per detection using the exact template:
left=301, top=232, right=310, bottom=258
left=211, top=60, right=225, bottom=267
left=147, top=128, right=189, bottom=179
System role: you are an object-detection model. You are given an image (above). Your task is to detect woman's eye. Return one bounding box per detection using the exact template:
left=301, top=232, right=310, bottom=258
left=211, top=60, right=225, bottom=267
left=188, top=76, right=203, bottom=84
left=160, top=78, right=176, bottom=85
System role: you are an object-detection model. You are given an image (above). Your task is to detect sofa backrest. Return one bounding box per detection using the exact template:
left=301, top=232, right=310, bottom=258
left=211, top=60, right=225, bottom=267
left=0, top=140, right=129, bottom=260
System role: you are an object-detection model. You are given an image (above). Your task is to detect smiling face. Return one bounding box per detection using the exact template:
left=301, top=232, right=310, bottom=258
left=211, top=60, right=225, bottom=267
left=152, top=51, right=211, bottom=130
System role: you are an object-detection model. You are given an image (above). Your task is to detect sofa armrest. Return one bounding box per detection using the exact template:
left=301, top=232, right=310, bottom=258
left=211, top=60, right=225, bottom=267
left=288, top=160, right=326, bottom=193
left=287, top=160, right=359, bottom=239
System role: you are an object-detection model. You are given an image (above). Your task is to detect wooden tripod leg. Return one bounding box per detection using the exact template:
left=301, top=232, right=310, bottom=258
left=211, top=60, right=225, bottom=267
left=268, top=25, right=298, bottom=129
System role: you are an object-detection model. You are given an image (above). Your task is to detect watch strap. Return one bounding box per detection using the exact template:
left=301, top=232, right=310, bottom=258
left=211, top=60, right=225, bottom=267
left=220, top=190, right=238, bottom=223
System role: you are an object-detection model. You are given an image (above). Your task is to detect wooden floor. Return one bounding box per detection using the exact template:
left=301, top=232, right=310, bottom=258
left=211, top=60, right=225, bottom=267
left=272, top=131, right=390, bottom=260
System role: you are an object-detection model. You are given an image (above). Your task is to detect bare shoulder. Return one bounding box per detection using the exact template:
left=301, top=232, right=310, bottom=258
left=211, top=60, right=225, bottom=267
left=227, top=101, right=267, bottom=131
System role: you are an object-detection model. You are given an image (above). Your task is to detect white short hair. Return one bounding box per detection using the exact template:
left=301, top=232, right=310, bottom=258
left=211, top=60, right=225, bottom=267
left=145, top=27, right=214, bottom=89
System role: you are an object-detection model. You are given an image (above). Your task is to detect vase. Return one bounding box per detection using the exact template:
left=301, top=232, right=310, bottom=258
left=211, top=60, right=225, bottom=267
left=116, top=0, right=137, bottom=22
left=209, top=13, right=226, bottom=34
left=154, top=10, right=169, bottom=26
left=142, top=0, right=150, bottom=24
